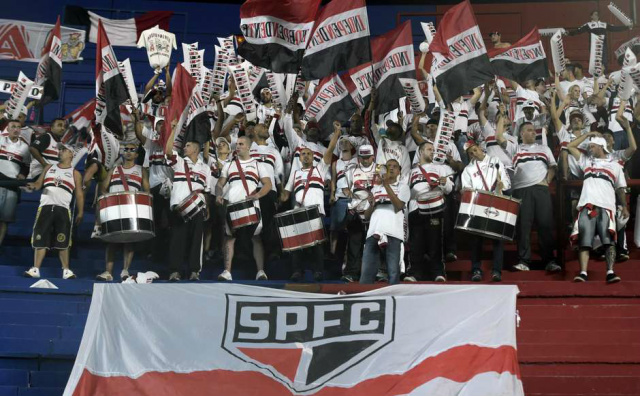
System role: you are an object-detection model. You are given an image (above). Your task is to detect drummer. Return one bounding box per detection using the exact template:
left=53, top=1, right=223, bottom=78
left=405, top=141, right=454, bottom=282
left=165, top=130, right=211, bottom=282
left=496, top=115, right=560, bottom=273
left=280, top=122, right=341, bottom=282
left=461, top=140, right=511, bottom=282
left=339, top=144, right=376, bottom=282
left=96, top=142, right=150, bottom=281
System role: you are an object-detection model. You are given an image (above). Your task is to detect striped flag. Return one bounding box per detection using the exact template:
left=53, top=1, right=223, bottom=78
left=488, top=27, right=549, bottom=84
left=304, top=73, right=357, bottom=138
left=34, top=16, right=63, bottom=105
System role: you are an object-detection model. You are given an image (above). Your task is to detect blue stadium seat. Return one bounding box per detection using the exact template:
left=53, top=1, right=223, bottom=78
left=0, top=339, right=50, bottom=357
left=0, top=359, right=37, bottom=371
left=29, top=371, right=71, bottom=388
left=0, top=386, right=18, bottom=396
left=0, top=370, right=28, bottom=387
left=17, top=388, right=64, bottom=396
left=0, top=325, right=60, bottom=340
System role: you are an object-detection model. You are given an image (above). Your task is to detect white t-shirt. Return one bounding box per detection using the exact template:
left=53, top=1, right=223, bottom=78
left=136, top=26, right=177, bottom=70
left=556, top=126, right=589, bottom=178
left=375, top=138, right=411, bottom=180
left=285, top=160, right=329, bottom=215
left=506, top=143, right=557, bottom=190
left=514, top=86, right=542, bottom=121
left=282, top=114, right=328, bottom=177
left=480, top=121, right=517, bottom=169
left=334, top=158, right=357, bottom=199
left=577, top=154, right=626, bottom=213
left=461, top=154, right=511, bottom=192
left=221, top=158, right=270, bottom=203
left=0, top=135, right=30, bottom=179
left=409, top=162, right=454, bottom=213
left=366, top=181, right=410, bottom=240
left=167, top=151, right=210, bottom=208
left=250, top=142, right=284, bottom=192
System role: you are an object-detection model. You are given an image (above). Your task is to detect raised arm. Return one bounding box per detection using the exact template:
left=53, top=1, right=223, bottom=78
left=323, top=122, right=342, bottom=165
left=164, top=65, right=172, bottom=98
left=73, top=170, right=84, bottom=225
left=410, top=112, right=427, bottom=145
left=617, top=101, right=637, bottom=159
left=567, top=131, right=597, bottom=161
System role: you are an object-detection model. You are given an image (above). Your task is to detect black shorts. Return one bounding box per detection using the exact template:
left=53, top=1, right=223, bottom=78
left=31, top=205, right=72, bottom=250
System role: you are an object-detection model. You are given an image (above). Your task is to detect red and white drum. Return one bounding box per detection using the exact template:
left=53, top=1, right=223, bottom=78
left=417, top=190, right=445, bottom=215
left=176, top=191, right=207, bottom=221
left=274, top=205, right=325, bottom=252
left=455, top=189, right=521, bottom=241
left=227, top=199, right=260, bottom=230
left=98, top=191, right=155, bottom=243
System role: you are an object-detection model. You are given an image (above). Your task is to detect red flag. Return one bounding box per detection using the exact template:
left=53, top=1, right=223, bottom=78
left=163, top=63, right=196, bottom=152
left=95, top=20, right=129, bottom=137
left=35, top=16, right=62, bottom=105
left=429, top=0, right=494, bottom=104
left=487, top=27, right=549, bottom=83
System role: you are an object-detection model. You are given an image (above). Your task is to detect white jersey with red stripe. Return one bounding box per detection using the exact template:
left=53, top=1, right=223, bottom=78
left=143, top=127, right=173, bottom=189
left=608, top=96, right=634, bottom=132
left=29, top=132, right=60, bottom=178
left=409, top=162, right=454, bottom=213
left=513, top=113, right=548, bottom=146
left=555, top=126, right=589, bottom=177
left=375, top=138, right=411, bottom=180
left=221, top=158, right=269, bottom=204
left=577, top=154, right=626, bottom=213
left=334, top=158, right=357, bottom=199
left=461, top=154, right=511, bottom=192
left=167, top=151, right=210, bottom=208
left=250, top=142, right=283, bottom=192
left=480, top=121, right=517, bottom=170
left=285, top=160, right=329, bottom=215
left=208, top=156, right=231, bottom=195
left=109, top=165, right=144, bottom=193
left=514, top=86, right=542, bottom=121
left=366, top=181, right=410, bottom=240
left=0, top=136, right=30, bottom=179
left=608, top=150, right=630, bottom=166
left=40, top=164, right=75, bottom=208
left=282, top=114, right=327, bottom=175
left=508, top=143, right=557, bottom=190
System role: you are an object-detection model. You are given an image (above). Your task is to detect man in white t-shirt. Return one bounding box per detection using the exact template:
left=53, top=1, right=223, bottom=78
left=359, top=159, right=410, bottom=285
left=567, top=132, right=628, bottom=283
left=280, top=123, right=341, bottom=281
left=216, top=136, right=272, bottom=281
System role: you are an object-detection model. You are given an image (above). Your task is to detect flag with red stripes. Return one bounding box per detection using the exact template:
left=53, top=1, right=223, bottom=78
left=63, top=284, right=524, bottom=396
left=94, top=20, right=129, bottom=137
left=429, top=0, right=494, bottom=104
left=238, top=0, right=321, bottom=74
left=301, top=0, right=371, bottom=81
left=34, top=16, right=62, bottom=106
left=304, top=73, right=357, bottom=138
left=488, top=27, right=548, bottom=84
left=163, top=63, right=196, bottom=152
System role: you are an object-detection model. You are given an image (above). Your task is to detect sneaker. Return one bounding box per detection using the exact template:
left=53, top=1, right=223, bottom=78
left=606, top=272, right=621, bottom=284
left=445, top=253, right=458, bottom=262
left=403, top=276, right=417, bottom=282
left=471, top=270, right=482, bottom=282
left=290, top=271, right=302, bottom=282
left=168, top=272, right=181, bottom=282
left=513, top=263, right=530, bottom=271
left=492, top=272, right=502, bottom=282
left=24, top=267, right=40, bottom=279
left=256, top=270, right=268, bottom=281
left=63, top=269, right=76, bottom=280
left=91, top=225, right=102, bottom=239
left=218, top=270, right=232, bottom=281
left=189, top=272, right=200, bottom=281
left=617, top=253, right=630, bottom=262
left=545, top=261, right=562, bottom=273
left=434, top=275, right=446, bottom=283
left=341, top=274, right=356, bottom=283
left=375, top=270, right=388, bottom=282
left=573, top=272, right=588, bottom=282
left=313, top=271, right=323, bottom=282
left=120, top=269, right=130, bottom=280
left=96, top=271, right=113, bottom=281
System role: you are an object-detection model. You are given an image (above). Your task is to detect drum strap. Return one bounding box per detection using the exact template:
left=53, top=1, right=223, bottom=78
left=183, top=161, right=193, bottom=192
left=301, top=166, right=316, bottom=205
left=116, top=166, right=130, bottom=192
left=418, top=165, right=438, bottom=187
left=475, top=161, right=490, bottom=191
left=235, top=157, right=251, bottom=196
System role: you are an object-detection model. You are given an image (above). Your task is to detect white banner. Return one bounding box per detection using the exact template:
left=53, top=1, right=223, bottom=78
left=0, top=18, right=85, bottom=62
left=3, top=71, right=34, bottom=119
left=64, top=284, right=523, bottom=396
left=118, top=59, right=138, bottom=107
left=229, top=64, right=256, bottom=121
left=0, top=79, right=43, bottom=99
left=399, top=78, right=426, bottom=114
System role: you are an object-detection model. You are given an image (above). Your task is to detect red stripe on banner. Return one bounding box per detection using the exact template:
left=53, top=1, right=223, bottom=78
left=231, top=214, right=259, bottom=228
left=133, top=11, right=173, bottom=39
left=460, top=191, right=519, bottom=215
left=98, top=193, right=152, bottom=209
left=281, top=228, right=325, bottom=250
left=71, top=344, right=520, bottom=396
left=240, top=0, right=320, bottom=23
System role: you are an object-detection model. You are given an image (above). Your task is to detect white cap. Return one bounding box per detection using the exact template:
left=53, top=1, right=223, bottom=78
left=590, top=136, right=610, bottom=153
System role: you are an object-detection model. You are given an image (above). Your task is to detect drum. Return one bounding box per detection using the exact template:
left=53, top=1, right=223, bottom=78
left=176, top=191, right=207, bottom=221
left=227, top=199, right=260, bottom=230
left=417, top=190, right=445, bottom=215
left=455, top=189, right=521, bottom=241
left=274, top=205, right=325, bottom=252
left=98, top=191, right=155, bottom=243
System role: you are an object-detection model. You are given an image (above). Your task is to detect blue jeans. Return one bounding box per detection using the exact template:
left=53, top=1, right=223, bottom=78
left=360, top=235, right=402, bottom=285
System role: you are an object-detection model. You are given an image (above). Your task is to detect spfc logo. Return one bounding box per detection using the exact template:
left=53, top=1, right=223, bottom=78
left=222, top=294, right=395, bottom=393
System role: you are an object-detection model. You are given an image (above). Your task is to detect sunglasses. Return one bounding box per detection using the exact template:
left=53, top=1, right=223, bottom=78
left=123, top=148, right=137, bottom=152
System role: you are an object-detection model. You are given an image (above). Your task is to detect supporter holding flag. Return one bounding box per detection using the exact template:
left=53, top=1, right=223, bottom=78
left=301, top=0, right=371, bottom=80
left=488, top=27, right=549, bottom=84
left=94, top=20, right=130, bottom=138
left=238, top=0, right=321, bottom=74
left=429, top=0, right=494, bottom=104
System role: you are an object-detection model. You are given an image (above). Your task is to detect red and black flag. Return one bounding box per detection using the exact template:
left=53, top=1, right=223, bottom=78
left=348, top=21, right=415, bottom=114
left=304, top=73, right=357, bottom=138
left=301, top=0, right=371, bottom=81
left=429, top=0, right=494, bottom=104
left=94, top=20, right=129, bottom=137
left=238, top=0, right=321, bottom=74
left=35, top=16, right=63, bottom=106
left=488, top=27, right=549, bottom=84
left=163, top=63, right=196, bottom=152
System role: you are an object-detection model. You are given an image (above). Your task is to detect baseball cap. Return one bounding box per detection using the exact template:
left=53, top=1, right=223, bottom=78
left=569, top=110, right=584, bottom=121
left=358, top=144, right=374, bottom=157
left=590, top=136, right=610, bottom=153
left=57, top=142, right=74, bottom=152
left=463, top=139, right=479, bottom=152
left=523, top=100, right=536, bottom=109
left=426, top=118, right=439, bottom=126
